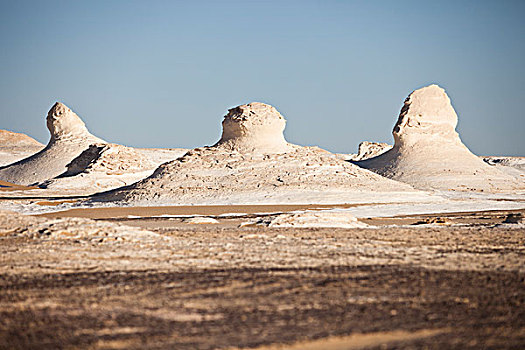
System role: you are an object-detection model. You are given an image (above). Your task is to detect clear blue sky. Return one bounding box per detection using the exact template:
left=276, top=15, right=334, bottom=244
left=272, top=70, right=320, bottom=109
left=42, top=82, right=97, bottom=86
left=1, top=0, right=524, bottom=155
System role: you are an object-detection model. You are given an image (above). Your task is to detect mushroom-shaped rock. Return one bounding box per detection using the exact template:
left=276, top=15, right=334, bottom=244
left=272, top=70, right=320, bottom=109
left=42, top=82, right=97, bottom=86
left=0, top=102, right=187, bottom=192
left=0, top=102, right=105, bottom=185
left=92, top=102, right=430, bottom=206
left=46, top=102, right=99, bottom=141
left=214, top=102, right=291, bottom=154
left=356, top=85, right=522, bottom=192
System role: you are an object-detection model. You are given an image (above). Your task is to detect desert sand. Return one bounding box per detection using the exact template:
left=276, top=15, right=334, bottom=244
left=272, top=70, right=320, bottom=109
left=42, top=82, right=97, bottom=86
left=1, top=88, right=524, bottom=349
left=1, top=208, right=524, bottom=349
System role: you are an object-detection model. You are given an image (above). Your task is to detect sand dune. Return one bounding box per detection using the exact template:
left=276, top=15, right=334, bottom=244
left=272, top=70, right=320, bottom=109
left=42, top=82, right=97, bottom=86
left=356, top=85, right=523, bottom=192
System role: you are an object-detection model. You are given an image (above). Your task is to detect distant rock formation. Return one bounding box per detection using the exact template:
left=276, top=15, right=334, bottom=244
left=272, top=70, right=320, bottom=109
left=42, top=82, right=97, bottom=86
left=347, top=141, right=392, bottom=161
left=46, top=102, right=104, bottom=143
left=356, top=85, right=522, bottom=192
left=482, top=156, right=525, bottom=179
left=0, top=103, right=186, bottom=192
left=94, top=102, right=429, bottom=205
left=0, top=130, right=44, bottom=166
left=214, top=102, right=292, bottom=154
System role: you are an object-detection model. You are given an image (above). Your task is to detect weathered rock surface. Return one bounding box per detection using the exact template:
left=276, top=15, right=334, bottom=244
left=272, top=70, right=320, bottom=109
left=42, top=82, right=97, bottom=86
left=0, top=103, right=186, bottom=192
left=249, top=211, right=369, bottom=228
left=0, top=130, right=44, bottom=166
left=214, top=102, right=292, bottom=154
left=38, top=144, right=186, bottom=195
left=356, top=85, right=523, bottom=192
left=0, top=210, right=161, bottom=243
left=482, top=156, right=525, bottom=179
left=94, top=103, right=428, bottom=205
left=347, top=141, right=392, bottom=161
left=0, top=103, right=105, bottom=185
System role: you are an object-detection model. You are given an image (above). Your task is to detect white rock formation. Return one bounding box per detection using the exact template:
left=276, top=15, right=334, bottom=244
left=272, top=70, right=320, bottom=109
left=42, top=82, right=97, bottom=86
left=214, top=102, right=292, bottom=154
left=37, top=144, right=186, bottom=195
left=0, top=103, right=105, bottom=185
left=357, top=85, right=522, bottom=192
left=258, top=211, right=369, bottom=228
left=0, top=130, right=44, bottom=166
left=94, top=102, right=430, bottom=205
left=0, top=210, right=162, bottom=243
left=0, top=103, right=186, bottom=192
left=347, top=141, right=393, bottom=161
left=482, top=156, right=525, bottom=179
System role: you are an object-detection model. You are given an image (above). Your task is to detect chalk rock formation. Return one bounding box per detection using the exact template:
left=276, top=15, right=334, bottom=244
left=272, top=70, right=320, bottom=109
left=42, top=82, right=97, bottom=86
left=0, top=210, right=162, bottom=244
left=0, top=103, right=105, bottom=185
left=0, top=130, right=44, bottom=166
left=214, top=102, right=291, bottom=153
left=94, top=102, right=429, bottom=205
left=0, top=103, right=186, bottom=192
left=348, top=141, right=393, bottom=161
left=357, top=85, right=522, bottom=192
left=251, top=211, right=369, bottom=228
left=38, top=144, right=186, bottom=195
left=482, top=156, right=525, bottom=179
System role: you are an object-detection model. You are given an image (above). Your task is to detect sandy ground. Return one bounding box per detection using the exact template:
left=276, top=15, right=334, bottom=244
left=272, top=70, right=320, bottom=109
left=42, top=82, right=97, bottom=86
left=1, top=207, right=524, bottom=349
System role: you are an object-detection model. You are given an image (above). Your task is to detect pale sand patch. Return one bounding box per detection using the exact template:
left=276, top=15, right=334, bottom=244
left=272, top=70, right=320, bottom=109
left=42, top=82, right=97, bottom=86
left=0, top=180, right=37, bottom=191
left=36, top=203, right=377, bottom=219
left=34, top=199, right=78, bottom=206
left=232, top=328, right=449, bottom=350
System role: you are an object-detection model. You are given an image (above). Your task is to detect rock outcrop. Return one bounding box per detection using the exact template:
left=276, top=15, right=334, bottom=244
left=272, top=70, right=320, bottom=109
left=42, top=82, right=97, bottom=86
left=0, top=103, right=186, bottom=192
left=0, top=130, right=44, bottom=166
left=0, top=103, right=105, bottom=185
left=94, top=102, right=429, bottom=205
left=0, top=210, right=162, bottom=243
left=248, top=211, right=369, bottom=228
left=214, top=102, right=292, bottom=154
left=356, top=85, right=522, bottom=192
left=348, top=141, right=392, bottom=161
left=482, top=157, right=525, bottom=177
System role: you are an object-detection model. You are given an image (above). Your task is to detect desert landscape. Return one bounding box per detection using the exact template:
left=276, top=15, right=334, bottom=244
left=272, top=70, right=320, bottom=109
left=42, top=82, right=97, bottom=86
left=0, top=83, right=524, bottom=349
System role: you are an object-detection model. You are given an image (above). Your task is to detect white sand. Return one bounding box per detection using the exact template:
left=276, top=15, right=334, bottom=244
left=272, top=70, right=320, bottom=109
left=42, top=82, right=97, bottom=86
left=482, top=156, right=525, bottom=179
